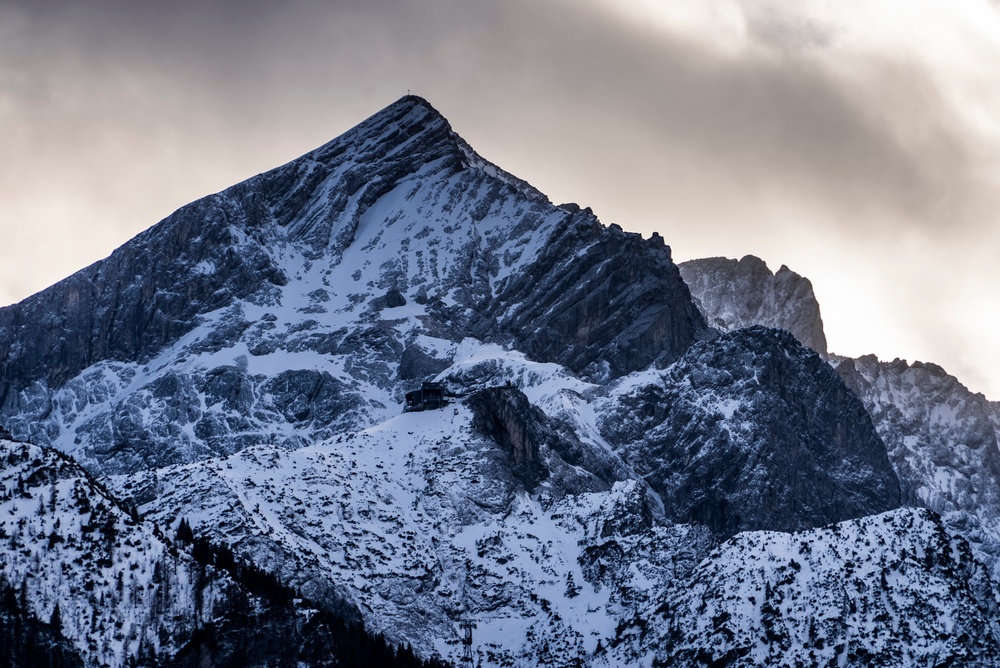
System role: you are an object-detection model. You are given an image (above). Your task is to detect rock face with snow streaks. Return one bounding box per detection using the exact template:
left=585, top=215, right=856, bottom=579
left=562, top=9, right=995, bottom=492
left=495, top=221, right=707, bottom=379
left=679, top=254, right=828, bottom=354
left=601, top=327, right=901, bottom=537
left=836, top=354, right=1000, bottom=576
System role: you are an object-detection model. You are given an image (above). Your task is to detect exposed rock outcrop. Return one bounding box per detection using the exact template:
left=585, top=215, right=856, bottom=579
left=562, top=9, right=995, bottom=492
left=496, top=221, right=707, bottom=380
left=468, top=387, right=551, bottom=491
left=602, top=327, right=900, bottom=536
left=679, top=255, right=828, bottom=355
left=836, top=354, right=1000, bottom=576
left=467, top=386, right=631, bottom=498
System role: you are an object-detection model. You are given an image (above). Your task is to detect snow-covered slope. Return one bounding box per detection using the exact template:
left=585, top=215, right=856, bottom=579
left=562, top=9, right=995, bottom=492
left=118, top=388, right=713, bottom=666
left=115, top=396, right=1000, bottom=666
left=111, top=332, right=988, bottom=666
left=664, top=508, right=1000, bottom=666
left=679, top=255, right=828, bottom=355
left=0, top=439, right=233, bottom=666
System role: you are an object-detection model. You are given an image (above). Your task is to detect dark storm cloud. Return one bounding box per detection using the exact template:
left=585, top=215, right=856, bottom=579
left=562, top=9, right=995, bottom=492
left=510, top=25, right=971, bottom=230
left=3, top=0, right=974, bottom=238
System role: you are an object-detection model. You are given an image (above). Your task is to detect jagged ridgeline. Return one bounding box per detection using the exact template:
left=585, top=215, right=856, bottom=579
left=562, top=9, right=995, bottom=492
left=680, top=254, right=1000, bottom=580
left=0, top=95, right=997, bottom=666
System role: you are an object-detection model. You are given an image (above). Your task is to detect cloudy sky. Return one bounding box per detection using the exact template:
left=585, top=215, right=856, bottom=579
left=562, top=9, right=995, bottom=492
left=2, top=0, right=999, bottom=398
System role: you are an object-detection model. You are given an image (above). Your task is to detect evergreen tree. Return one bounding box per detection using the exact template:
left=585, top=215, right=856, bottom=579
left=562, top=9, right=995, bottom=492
left=175, top=518, right=194, bottom=544
left=50, top=602, right=63, bottom=634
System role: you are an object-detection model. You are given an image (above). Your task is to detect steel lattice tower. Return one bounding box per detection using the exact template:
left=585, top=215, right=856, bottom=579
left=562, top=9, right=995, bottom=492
left=459, top=619, right=477, bottom=666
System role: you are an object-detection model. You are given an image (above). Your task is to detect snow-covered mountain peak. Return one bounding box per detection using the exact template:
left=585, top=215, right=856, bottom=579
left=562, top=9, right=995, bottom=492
left=5, top=96, right=1000, bottom=667
left=247, top=93, right=554, bottom=259
left=0, top=96, right=707, bottom=475
left=307, top=94, right=451, bottom=159
left=309, top=94, right=546, bottom=199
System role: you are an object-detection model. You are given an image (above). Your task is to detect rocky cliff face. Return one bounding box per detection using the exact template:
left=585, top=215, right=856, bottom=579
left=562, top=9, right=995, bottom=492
left=496, top=223, right=706, bottom=379
left=679, top=255, right=828, bottom=355
left=600, top=327, right=900, bottom=537
left=993, top=401, right=1000, bottom=440
left=835, top=355, right=1000, bottom=576
left=465, top=385, right=634, bottom=499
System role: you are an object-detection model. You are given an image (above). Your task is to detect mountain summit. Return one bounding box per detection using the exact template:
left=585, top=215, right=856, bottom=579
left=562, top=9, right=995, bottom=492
left=0, top=95, right=510, bottom=392
left=679, top=254, right=828, bottom=355
left=0, top=95, right=707, bottom=473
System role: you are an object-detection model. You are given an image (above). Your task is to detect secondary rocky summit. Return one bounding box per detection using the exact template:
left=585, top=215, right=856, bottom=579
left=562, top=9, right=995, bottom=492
left=680, top=254, right=828, bottom=355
